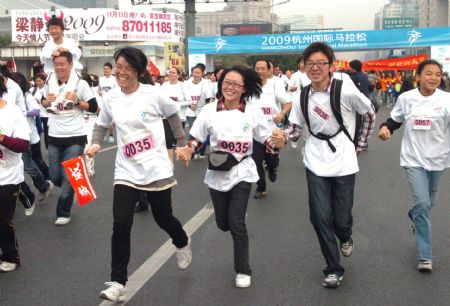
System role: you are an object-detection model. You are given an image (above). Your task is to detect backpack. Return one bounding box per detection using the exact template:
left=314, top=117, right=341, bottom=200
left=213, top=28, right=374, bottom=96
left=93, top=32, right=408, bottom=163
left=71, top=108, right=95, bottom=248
left=300, top=78, right=354, bottom=153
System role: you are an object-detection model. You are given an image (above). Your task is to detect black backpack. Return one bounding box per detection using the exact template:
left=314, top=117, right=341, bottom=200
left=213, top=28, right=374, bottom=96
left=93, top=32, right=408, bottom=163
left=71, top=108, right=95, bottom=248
left=300, top=78, right=354, bottom=153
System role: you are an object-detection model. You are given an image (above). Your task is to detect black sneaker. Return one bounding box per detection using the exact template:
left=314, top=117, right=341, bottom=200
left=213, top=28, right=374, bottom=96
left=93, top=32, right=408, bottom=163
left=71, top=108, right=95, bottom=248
left=268, top=169, right=277, bottom=182
left=340, top=237, right=353, bottom=257
left=322, top=274, right=343, bottom=288
left=134, top=202, right=149, bottom=213
left=253, top=191, right=267, bottom=199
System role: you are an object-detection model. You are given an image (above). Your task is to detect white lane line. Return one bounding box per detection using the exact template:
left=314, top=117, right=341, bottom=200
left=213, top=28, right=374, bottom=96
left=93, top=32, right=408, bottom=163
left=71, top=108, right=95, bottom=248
left=99, top=201, right=214, bottom=306
left=99, top=145, right=118, bottom=153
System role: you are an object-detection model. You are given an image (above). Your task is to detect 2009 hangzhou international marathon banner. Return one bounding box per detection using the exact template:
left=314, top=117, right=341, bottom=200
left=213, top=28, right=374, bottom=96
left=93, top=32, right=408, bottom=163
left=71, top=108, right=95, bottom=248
left=11, top=8, right=185, bottom=43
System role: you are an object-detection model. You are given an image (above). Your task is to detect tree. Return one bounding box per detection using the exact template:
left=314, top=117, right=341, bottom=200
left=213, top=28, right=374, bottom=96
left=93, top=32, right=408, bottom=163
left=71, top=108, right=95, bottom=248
left=0, top=34, right=12, bottom=47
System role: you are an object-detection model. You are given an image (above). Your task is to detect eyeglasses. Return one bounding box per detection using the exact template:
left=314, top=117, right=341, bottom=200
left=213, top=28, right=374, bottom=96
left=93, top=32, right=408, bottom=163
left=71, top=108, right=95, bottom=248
left=222, top=80, right=244, bottom=89
left=305, top=61, right=330, bottom=69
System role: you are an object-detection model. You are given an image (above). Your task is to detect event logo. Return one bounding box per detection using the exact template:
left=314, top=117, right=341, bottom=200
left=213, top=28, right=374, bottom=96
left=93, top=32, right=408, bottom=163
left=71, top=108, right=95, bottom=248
left=407, top=29, right=422, bottom=45
left=215, top=36, right=227, bottom=53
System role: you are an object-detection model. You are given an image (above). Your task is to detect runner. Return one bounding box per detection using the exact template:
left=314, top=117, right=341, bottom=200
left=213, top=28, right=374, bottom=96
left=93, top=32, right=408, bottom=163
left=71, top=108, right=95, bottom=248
left=41, top=51, right=98, bottom=226
left=84, top=47, right=192, bottom=302
left=286, top=42, right=376, bottom=288
left=31, top=74, right=50, bottom=149
left=186, top=65, right=285, bottom=288
left=379, top=59, right=450, bottom=272
left=98, top=62, right=117, bottom=143
left=0, top=75, right=31, bottom=272
left=250, top=59, right=292, bottom=199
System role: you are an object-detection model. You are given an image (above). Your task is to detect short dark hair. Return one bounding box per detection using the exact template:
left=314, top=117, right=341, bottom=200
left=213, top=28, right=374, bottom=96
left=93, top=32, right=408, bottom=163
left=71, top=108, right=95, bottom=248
left=191, top=65, right=203, bottom=74
left=170, top=67, right=181, bottom=75
left=114, top=47, right=148, bottom=77
left=103, top=62, right=113, bottom=70
left=295, top=54, right=303, bottom=64
left=139, top=70, right=155, bottom=85
left=216, top=65, right=262, bottom=101
left=47, top=17, right=65, bottom=31
left=417, top=59, right=442, bottom=75
left=254, top=59, right=271, bottom=69
left=213, top=66, right=224, bottom=79
left=302, top=42, right=335, bottom=65
left=195, top=63, right=206, bottom=72
left=0, top=75, right=8, bottom=97
left=53, top=50, right=73, bottom=64
left=10, top=72, right=30, bottom=95
left=34, top=73, right=46, bottom=82
left=349, top=60, right=362, bottom=72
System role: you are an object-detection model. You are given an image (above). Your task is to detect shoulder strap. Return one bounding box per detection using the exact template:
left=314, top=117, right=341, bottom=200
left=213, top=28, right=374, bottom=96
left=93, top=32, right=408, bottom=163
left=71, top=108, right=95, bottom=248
left=299, top=84, right=312, bottom=132
left=330, top=78, right=354, bottom=144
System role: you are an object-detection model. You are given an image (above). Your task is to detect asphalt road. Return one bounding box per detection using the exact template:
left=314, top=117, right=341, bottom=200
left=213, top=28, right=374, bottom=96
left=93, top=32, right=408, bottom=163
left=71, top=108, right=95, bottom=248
left=2, top=106, right=450, bottom=306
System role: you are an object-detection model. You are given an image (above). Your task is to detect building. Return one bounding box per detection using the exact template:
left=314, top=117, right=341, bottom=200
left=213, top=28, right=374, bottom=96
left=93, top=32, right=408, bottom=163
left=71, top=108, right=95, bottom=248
left=276, top=15, right=324, bottom=33
left=195, top=0, right=276, bottom=36
left=374, top=0, right=419, bottom=30
left=418, top=0, right=450, bottom=27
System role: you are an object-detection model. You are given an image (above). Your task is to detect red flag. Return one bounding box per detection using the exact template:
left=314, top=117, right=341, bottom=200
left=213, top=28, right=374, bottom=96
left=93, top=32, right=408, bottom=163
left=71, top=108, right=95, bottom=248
left=147, top=59, right=160, bottom=77
left=8, top=57, right=16, bottom=72
left=62, top=156, right=97, bottom=206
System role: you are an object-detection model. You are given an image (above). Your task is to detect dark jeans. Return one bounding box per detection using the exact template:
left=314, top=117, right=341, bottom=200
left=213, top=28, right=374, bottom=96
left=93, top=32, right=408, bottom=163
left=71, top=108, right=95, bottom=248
left=48, top=143, right=84, bottom=218
left=41, top=117, right=49, bottom=149
left=306, top=168, right=355, bottom=277
left=209, top=181, right=252, bottom=275
left=252, top=140, right=279, bottom=192
left=22, top=145, right=49, bottom=193
left=31, top=140, right=50, bottom=180
left=0, top=184, right=21, bottom=264
left=111, top=185, right=188, bottom=285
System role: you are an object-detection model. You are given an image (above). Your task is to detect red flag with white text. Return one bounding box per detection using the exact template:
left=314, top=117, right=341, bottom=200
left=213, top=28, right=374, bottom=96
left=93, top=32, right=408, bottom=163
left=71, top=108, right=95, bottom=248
left=147, top=59, right=160, bottom=77
left=62, top=156, right=97, bottom=206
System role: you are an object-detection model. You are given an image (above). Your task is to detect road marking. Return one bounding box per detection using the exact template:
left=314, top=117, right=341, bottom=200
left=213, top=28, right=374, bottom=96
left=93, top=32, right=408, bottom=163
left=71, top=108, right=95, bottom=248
left=99, top=201, right=214, bottom=305
left=99, top=145, right=118, bottom=153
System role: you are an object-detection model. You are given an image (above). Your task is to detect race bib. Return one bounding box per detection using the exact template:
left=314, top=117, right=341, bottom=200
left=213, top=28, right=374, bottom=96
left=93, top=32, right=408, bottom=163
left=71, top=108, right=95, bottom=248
left=312, top=105, right=331, bottom=123
left=261, top=105, right=273, bottom=118
left=218, top=140, right=252, bottom=155
left=122, top=134, right=155, bottom=159
left=0, top=147, right=6, bottom=167
left=413, top=117, right=432, bottom=130
left=191, top=96, right=200, bottom=104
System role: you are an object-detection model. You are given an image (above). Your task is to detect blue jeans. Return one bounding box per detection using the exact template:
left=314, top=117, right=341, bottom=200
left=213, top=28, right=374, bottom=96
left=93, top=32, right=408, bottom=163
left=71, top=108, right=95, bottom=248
left=186, top=116, right=196, bottom=132
left=306, top=168, right=355, bottom=276
left=48, top=143, right=84, bottom=218
left=209, top=181, right=252, bottom=275
left=22, top=146, right=49, bottom=193
left=404, top=167, right=443, bottom=261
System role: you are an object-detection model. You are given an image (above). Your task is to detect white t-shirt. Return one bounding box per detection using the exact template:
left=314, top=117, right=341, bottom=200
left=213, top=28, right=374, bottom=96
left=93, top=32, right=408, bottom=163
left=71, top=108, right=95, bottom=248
left=24, top=93, right=41, bottom=145
left=248, top=78, right=291, bottom=128
left=40, top=37, right=83, bottom=73
left=161, top=81, right=191, bottom=121
left=96, top=84, right=180, bottom=185
left=288, top=71, right=311, bottom=93
left=98, top=75, right=117, bottom=94
left=190, top=101, right=273, bottom=192
left=32, top=86, right=48, bottom=118
left=390, top=88, right=450, bottom=171
left=4, top=78, right=26, bottom=115
left=0, top=102, right=31, bottom=185
left=46, top=79, right=94, bottom=138
left=289, top=80, right=373, bottom=177
left=185, top=79, right=213, bottom=117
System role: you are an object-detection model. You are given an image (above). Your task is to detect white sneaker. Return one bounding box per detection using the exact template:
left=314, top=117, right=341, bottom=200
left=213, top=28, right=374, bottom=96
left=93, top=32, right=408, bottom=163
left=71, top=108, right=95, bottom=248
left=0, top=261, right=18, bottom=273
left=291, top=141, right=298, bottom=149
left=38, top=181, right=54, bottom=201
left=193, top=154, right=199, bottom=160
left=176, top=237, right=192, bottom=269
left=24, top=202, right=35, bottom=216
left=198, top=154, right=206, bottom=159
left=100, top=281, right=126, bottom=302
left=55, top=217, right=71, bottom=226
left=322, top=274, right=343, bottom=288
left=235, top=273, right=251, bottom=288
left=417, top=260, right=433, bottom=272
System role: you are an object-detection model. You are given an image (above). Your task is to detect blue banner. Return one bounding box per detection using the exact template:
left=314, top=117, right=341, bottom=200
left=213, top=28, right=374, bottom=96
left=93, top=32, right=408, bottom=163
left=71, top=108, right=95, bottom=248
left=188, top=27, right=450, bottom=55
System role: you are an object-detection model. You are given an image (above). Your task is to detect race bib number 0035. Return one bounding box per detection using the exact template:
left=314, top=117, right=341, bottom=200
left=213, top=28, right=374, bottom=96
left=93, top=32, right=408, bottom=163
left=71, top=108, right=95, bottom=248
left=122, top=135, right=155, bottom=158
left=218, top=140, right=251, bottom=154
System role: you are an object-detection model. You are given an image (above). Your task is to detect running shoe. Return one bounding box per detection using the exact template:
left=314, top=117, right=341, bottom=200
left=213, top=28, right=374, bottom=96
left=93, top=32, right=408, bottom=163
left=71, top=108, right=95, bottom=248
left=176, top=237, right=192, bottom=269
left=38, top=180, right=54, bottom=201
left=253, top=191, right=267, bottom=199
left=0, top=261, right=18, bottom=273
left=291, top=141, right=298, bottom=149
left=100, top=281, right=126, bottom=302
left=235, top=274, right=251, bottom=288
left=55, top=217, right=71, bottom=226
left=24, top=202, right=35, bottom=216
left=340, top=237, right=353, bottom=257
left=417, top=260, right=432, bottom=272
left=322, top=274, right=343, bottom=288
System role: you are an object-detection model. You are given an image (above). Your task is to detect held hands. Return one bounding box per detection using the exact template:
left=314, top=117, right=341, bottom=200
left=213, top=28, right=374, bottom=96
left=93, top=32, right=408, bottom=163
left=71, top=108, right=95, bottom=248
left=176, top=146, right=192, bottom=167
left=378, top=126, right=391, bottom=141
left=271, top=128, right=286, bottom=149
left=85, top=144, right=101, bottom=158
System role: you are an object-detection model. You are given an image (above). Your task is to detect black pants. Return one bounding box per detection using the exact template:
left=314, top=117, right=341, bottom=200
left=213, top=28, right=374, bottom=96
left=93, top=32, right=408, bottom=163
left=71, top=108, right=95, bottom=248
left=31, top=140, right=50, bottom=180
left=252, top=140, right=279, bottom=192
left=209, top=181, right=252, bottom=275
left=0, top=184, right=21, bottom=264
left=18, top=182, right=35, bottom=209
left=41, top=117, right=49, bottom=149
left=111, top=185, right=188, bottom=285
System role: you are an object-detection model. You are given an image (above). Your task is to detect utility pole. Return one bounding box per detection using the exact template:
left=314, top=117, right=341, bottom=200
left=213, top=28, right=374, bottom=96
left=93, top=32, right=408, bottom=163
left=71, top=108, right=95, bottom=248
left=184, top=0, right=196, bottom=72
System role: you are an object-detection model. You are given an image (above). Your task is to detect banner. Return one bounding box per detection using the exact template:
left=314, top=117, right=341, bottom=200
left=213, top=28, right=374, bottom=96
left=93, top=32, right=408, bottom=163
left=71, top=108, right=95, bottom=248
left=188, top=27, right=450, bottom=55
left=165, top=42, right=185, bottom=72
left=335, top=60, right=349, bottom=70
left=62, top=156, right=97, bottom=206
left=362, top=54, right=428, bottom=71
left=11, top=8, right=185, bottom=43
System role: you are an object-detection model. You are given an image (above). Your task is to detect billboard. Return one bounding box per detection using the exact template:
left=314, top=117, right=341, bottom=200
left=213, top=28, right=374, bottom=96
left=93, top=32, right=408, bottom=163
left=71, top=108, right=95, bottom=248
left=383, top=18, right=415, bottom=30
left=11, top=8, right=185, bottom=43
left=431, top=45, right=450, bottom=73
left=220, top=23, right=272, bottom=36
left=165, top=42, right=185, bottom=72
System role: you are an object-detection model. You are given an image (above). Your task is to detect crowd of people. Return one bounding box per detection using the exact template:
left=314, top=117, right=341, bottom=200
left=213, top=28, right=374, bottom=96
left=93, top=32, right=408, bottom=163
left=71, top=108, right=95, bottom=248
left=2, top=15, right=450, bottom=303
